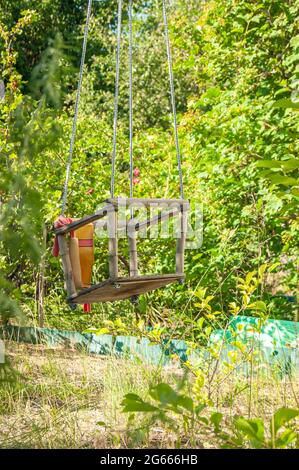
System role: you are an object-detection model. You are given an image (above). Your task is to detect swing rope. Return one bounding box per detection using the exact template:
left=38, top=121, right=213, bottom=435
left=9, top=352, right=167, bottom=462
left=61, top=0, right=184, bottom=213
left=129, top=0, right=134, bottom=199
left=61, top=0, right=93, bottom=215
left=110, top=0, right=123, bottom=198
left=162, top=0, right=184, bottom=199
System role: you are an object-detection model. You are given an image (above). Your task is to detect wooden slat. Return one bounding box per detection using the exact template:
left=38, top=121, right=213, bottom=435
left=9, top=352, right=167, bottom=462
left=128, top=236, right=138, bottom=276
left=107, top=197, right=189, bottom=208
left=57, top=235, right=77, bottom=298
left=108, top=210, right=118, bottom=279
left=133, top=207, right=181, bottom=232
left=176, top=209, right=188, bottom=275
left=54, top=198, right=189, bottom=235
left=54, top=205, right=114, bottom=235
left=69, top=273, right=184, bottom=304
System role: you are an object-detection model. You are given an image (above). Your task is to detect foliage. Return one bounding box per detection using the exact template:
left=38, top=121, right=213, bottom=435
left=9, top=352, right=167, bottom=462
left=0, top=0, right=298, bottom=451
left=121, top=379, right=299, bottom=448
left=0, top=18, right=64, bottom=322
left=121, top=381, right=206, bottom=446
left=0, top=1, right=297, bottom=330
left=219, top=407, right=299, bottom=449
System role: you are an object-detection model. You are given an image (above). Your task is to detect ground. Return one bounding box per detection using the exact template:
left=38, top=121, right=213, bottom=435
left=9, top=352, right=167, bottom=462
left=0, top=341, right=298, bottom=449
left=1, top=342, right=180, bottom=448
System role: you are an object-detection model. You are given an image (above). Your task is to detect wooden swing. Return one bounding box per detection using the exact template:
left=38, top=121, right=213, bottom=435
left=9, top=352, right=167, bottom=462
left=56, top=0, right=189, bottom=305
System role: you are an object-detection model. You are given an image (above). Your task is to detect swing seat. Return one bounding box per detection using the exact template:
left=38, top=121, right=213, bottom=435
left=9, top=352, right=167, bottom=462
left=57, top=2, right=188, bottom=308
left=55, top=198, right=189, bottom=305
left=69, top=273, right=184, bottom=304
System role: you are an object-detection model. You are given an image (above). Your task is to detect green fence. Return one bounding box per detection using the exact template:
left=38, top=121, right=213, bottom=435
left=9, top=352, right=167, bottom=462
left=1, top=315, right=298, bottom=373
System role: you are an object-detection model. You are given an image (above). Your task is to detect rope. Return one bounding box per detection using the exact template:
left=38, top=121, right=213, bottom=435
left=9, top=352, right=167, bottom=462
left=110, top=0, right=123, bottom=198
left=129, top=0, right=133, bottom=198
left=162, top=0, right=184, bottom=199
left=61, top=0, right=93, bottom=215
left=61, top=0, right=184, bottom=206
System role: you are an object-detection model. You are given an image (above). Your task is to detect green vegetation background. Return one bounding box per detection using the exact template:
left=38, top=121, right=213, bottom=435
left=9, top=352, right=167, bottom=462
left=0, top=0, right=298, bottom=332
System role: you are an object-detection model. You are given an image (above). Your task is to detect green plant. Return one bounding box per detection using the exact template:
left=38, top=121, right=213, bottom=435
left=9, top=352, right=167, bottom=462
left=217, top=407, right=299, bottom=449
left=121, top=381, right=299, bottom=448
left=121, top=381, right=207, bottom=447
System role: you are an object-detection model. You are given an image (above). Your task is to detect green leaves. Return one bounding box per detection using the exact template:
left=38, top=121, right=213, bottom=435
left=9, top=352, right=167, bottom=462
left=235, top=417, right=265, bottom=448
left=255, top=157, right=299, bottom=191
left=247, top=300, right=267, bottom=313
left=122, top=383, right=197, bottom=416
left=122, top=378, right=299, bottom=449
left=30, top=33, right=65, bottom=108
left=266, top=175, right=298, bottom=187
left=273, top=98, right=299, bottom=110
left=231, top=408, right=299, bottom=449
left=150, top=383, right=195, bottom=413
left=150, top=383, right=179, bottom=406
left=121, top=380, right=209, bottom=448
left=210, top=412, right=223, bottom=433
left=255, top=160, right=282, bottom=169
left=256, top=158, right=299, bottom=171
left=273, top=407, right=299, bottom=436
left=121, top=394, right=158, bottom=413
left=0, top=0, right=298, bottom=337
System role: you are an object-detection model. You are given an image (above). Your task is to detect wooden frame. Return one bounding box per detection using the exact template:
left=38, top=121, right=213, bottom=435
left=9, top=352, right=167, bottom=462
left=54, top=197, right=189, bottom=303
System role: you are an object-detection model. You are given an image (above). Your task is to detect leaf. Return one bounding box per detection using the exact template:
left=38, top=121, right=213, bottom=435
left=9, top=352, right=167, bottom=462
left=267, top=175, right=298, bottom=186
left=250, top=14, right=262, bottom=24
left=290, top=34, right=299, bottom=48
left=235, top=417, right=265, bottom=447
left=150, top=383, right=194, bottom=413
left=247, top=301, right=267, bottom=313
left=150, top=383, right=178, bottom=405
left=196, top=317, right=205, bottom=329
left=195, top=403, right=206, bottom=416
left=245, top=271, right=256, bottom=285
left=194, top=371, right=205, bottom=390
left=280, top=159, right=299, bottom=171
left=198, top=416, right=209, bottom=425
left=268, top=262, right=281, bottom=273
left=195, top=287, right=207, bottom=299
left=273, top=408, right=299, bottom=435
left=204, top=87, right=221, bottom=99
left=121, top=393, right=158, bottom=413
left=258, top=263, right=267, bottom=277
left=255, top=160, right=282, bottom=169
left=273, top=98, right=299, bottom=110
left=275, top=429, right=297, bottom=448
left=95, top=327, right=110, bottom=335
left=210, top=412, right=223, bottom=432
left=177, top=395, right=194, bottom=413
left=96, top=421, right=106, bottom=427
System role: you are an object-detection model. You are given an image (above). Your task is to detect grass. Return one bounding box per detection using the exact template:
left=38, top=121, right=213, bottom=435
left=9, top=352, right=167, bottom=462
left=0, top=340, right=298, bottom=448
left=0, top=341, right=166, bottom=448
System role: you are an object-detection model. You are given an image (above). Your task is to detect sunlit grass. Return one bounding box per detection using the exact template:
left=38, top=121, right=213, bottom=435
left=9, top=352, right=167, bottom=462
left=0, top=341, right=298, bottom=448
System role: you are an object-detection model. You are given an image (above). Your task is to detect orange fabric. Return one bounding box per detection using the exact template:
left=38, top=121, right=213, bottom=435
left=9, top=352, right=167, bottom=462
left=74, top=223, right=94, bottom=288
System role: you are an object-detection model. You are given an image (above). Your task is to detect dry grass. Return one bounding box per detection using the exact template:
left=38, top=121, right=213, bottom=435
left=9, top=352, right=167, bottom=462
left=0, top=341, right=170, bottom=448
left=0, top=341, right=298, bottom=449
